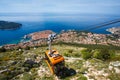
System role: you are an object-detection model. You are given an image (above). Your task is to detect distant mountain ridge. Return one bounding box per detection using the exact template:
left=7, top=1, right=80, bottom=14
left=0, top=21, right=22, bottom=30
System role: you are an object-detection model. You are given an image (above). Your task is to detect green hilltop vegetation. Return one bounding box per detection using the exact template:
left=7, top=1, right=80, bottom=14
left=0, top=21, right=22, bottom=30
left=0, top=43, right=120, bottom=80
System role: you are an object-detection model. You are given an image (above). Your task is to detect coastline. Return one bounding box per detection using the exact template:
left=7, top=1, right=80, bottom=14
left=0, top=28, right=112, bottom=46
left=0, top=21, right=22, bottom=30
left=1, top=27, right=120, bottom=50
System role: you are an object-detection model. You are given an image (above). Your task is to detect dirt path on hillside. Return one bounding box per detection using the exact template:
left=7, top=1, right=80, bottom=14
left=64, top=56, right=83, bottom=62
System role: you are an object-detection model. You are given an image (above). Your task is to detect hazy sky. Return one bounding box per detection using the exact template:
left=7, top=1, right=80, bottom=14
left=0, top=0, right=120, bottom=15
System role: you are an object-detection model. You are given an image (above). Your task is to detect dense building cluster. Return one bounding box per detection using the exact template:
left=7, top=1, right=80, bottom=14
left=2, top=28, right=120, bottom=50
left=58, top=30, right=120, bottom=46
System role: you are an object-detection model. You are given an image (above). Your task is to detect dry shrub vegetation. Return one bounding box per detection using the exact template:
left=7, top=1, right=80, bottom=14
left=0, top=44, right=120, bottom=80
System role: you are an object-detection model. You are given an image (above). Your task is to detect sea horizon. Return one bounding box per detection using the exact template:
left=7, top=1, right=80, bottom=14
left=0, top=13, right=120, bottom=46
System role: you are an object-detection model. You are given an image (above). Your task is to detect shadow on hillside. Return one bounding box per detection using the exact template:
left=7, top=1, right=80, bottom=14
left=23, top=59, right=40, bottom=72
left=56, top=67, right=76, bottom=79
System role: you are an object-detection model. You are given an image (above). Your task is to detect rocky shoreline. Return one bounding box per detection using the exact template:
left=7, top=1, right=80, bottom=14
left=3, top=30, right=54, bottom=49
left=106, top=27, right=120, bottom=35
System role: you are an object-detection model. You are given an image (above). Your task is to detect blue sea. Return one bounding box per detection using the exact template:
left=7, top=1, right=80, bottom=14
left=0, top=13, right=120, bottom=46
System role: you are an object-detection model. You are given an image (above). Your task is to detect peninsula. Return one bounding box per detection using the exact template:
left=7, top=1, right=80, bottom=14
left=106, top=27, right=120, bottom=35
left=0, top=21, right=22, bottom=30
left=2, top=28, right=120, bottom=50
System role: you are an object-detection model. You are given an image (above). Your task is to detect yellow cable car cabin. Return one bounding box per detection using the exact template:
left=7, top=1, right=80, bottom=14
left=45, top=34, right=65, bottom=76
left=45, top=50, right=65, bottom=75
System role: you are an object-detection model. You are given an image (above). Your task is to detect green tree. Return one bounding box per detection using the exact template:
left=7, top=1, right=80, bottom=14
left=93, top=49, right=111, bottom=60
left=22, top=73, right=34, bottom=80
left=81, top=48, right=92, bottom=60
left=25, top=46, right=30, bottom=50
left=68, top=49, right=73, bottom=53
left=0, top=47, right=6, bottom=52
left=93, top=49, right=102, bottom=59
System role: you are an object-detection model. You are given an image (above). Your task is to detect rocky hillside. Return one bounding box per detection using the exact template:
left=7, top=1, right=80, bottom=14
left=0, top=44, right=120, bottom=80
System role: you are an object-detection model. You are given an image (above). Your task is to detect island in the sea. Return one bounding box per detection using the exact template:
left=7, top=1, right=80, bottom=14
left=0, top=21, right=22, bottom=30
